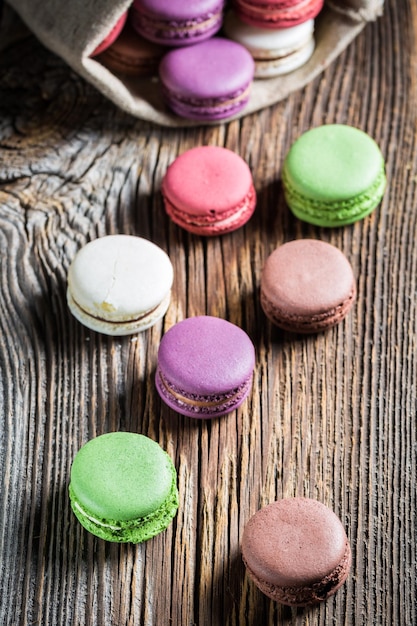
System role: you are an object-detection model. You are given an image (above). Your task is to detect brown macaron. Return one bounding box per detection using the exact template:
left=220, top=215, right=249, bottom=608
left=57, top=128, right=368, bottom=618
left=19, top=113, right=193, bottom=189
left=260, top=239, right=356, bottom=333
left=96, top=22, right=165, bottom=77
left=241, top=498, right=352, bottom=606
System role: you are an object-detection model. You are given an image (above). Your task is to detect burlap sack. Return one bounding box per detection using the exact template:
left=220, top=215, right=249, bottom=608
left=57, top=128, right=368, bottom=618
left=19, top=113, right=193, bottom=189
left=5, top=0, right=384, bottom=126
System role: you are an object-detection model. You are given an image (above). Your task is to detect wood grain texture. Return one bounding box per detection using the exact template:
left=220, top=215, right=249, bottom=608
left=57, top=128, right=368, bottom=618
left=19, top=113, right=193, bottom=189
left=0, top=1, right=416, bottom=624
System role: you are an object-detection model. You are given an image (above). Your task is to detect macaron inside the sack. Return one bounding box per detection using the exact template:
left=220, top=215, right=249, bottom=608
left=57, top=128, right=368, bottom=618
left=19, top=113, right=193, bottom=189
left=241, top=498, right=352, bottom=606
left=67, top=235, right=173, bottom=336
left=161, top=146, right=256, bottom=235
left=233, top=0, right=324, bottom=29
left=69, top=432, right=179, bottom=543
left=260, top=239, right=356, bottom=333
left=282, top=124, right=387, bottom=227
left=130, top=0, right=225, bottom=47
left=96, top=22, right=165, bottom=76
left=90, top=10, right=128, bottom=57
left=223, top=11, right=315, bottom=78
left=158, top=37, right=255, bottom=121
left=155, top=316, right=256, bottom=419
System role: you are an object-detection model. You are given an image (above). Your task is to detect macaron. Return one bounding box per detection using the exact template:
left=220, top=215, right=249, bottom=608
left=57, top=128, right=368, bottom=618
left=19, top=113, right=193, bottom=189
left=67, top=235, right=173, bottom=336
left=69, top=432, right=179, bottom=543
left=158, top=37, right=255, bottom=121
left=282, top=124, right=387, bottom=227
left=155, top=316, right=256, bottom=419
left=96, top=22, right=165, bottom=76
left=130, top=0, right=224, bottom=47
left=161, top=146, right=256, bottom=236
left=233, top=0, right=324, bottom=29
left=241, top=498, right=352, bottom=606
left=90, top=11, right=128, bottom=57
left=260, top=239, right=356, bottom=333
left=223, top=11, right=315, bottom=78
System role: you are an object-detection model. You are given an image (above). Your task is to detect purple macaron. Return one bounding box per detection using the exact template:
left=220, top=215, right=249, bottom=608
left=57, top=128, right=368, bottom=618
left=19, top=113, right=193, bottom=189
left=158, top=37, right=255, bottom=121
left=130, top=0, right=225, bottom=47
left=155, top=316, right=256, bottom=419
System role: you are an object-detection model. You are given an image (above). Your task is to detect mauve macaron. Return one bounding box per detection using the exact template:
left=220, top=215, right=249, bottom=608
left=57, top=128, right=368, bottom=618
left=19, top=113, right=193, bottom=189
left=130, top=0, right=225, bottom=47
left=161, top=146, right=256, bottom=235
left=260, top=239, right=356, bottom=333
left=155, top=316, right=256, bottom=419
left=158, top=37, right=255, bottom=121
left=241, top=498, right=352, bottom=606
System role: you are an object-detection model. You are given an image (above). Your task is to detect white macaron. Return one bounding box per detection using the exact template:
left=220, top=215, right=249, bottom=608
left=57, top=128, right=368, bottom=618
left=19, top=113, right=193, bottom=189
left=223, top=11, right=315, bottom=78
left=67, top=235, right=173, bottom=336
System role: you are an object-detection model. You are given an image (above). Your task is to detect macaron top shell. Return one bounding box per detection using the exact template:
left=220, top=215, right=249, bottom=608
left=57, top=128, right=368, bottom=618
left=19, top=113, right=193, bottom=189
left=159, top=37, right=255, bottom=100
left=261, top=239, right=355, bottom=318
left=162, top=146, right=254, bottom=218
left=67, top=235, right=173, bottom=323
left=157, top=316, right=255, bottom=395
left=242, top=498, right=349, bottom=587
left=235, top=0, right=324, bottom=28
left=133, top=0, right=224, bottom=20
left=283, top=124, right=385, bottom=202
left=70, top=433, right=174, bottom=521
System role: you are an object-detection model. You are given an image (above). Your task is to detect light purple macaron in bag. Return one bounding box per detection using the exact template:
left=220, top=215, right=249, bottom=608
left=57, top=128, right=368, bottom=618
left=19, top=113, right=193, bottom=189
left=158, top=37, right=255, bottom=121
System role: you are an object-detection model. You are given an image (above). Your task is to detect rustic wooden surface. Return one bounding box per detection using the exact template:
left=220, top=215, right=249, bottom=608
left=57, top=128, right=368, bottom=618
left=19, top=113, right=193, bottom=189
left=0, top=1, right=416, bottom=624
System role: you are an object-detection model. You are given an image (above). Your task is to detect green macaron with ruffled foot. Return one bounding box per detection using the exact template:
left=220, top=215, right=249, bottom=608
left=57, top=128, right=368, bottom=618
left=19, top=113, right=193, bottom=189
left=282, top=124, right=386, bottom=227
left=69, top=432, right=179, bottom=543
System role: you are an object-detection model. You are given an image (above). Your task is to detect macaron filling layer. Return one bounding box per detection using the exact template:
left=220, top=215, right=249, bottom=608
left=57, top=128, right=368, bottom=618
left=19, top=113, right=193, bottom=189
left=253, top=38, right=315, bottom=76
left=156, top=367, right=253, bottom=416
left=162, top=185, right=256, bottom=233
left=283, top=164, right=386, bottom=226
left=67, top=289, right=171, bottom=334
left=132, top=13, right=223, bottom=41
left=162, top=84, right=252, bottom=120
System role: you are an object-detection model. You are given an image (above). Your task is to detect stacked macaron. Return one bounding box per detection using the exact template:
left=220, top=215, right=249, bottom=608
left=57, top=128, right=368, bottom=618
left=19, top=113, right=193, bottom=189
left=90, top=0, right=326, bottom=120
left=224, top=0, right=324, bottom=79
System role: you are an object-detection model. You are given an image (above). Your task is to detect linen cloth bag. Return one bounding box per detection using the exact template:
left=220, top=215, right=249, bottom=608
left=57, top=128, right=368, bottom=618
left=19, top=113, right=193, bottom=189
left=5, top=0, right=384, bottom=126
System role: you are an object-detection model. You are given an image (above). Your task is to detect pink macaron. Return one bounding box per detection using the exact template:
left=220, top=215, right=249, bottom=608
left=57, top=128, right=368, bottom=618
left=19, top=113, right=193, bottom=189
left=233, top=0, right=324, bottom=29
left=161, top=146, right=256, bottom=235
left=90, top=11, right=128, bottom=57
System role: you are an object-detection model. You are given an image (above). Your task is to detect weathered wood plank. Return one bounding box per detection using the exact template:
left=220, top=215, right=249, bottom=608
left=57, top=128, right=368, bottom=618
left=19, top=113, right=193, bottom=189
left=0, top=1, right=416, bottom=624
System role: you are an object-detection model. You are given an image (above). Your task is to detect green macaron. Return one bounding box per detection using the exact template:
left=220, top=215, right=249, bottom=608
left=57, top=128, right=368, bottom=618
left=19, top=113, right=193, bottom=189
left=69, top=432, right=179, bottom=543
left=282, top=124, right=386, bottom=227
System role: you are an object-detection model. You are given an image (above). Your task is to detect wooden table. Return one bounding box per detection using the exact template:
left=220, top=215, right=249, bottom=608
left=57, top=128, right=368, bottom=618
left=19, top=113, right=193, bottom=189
left=0, top=1, right=416, bottom=624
